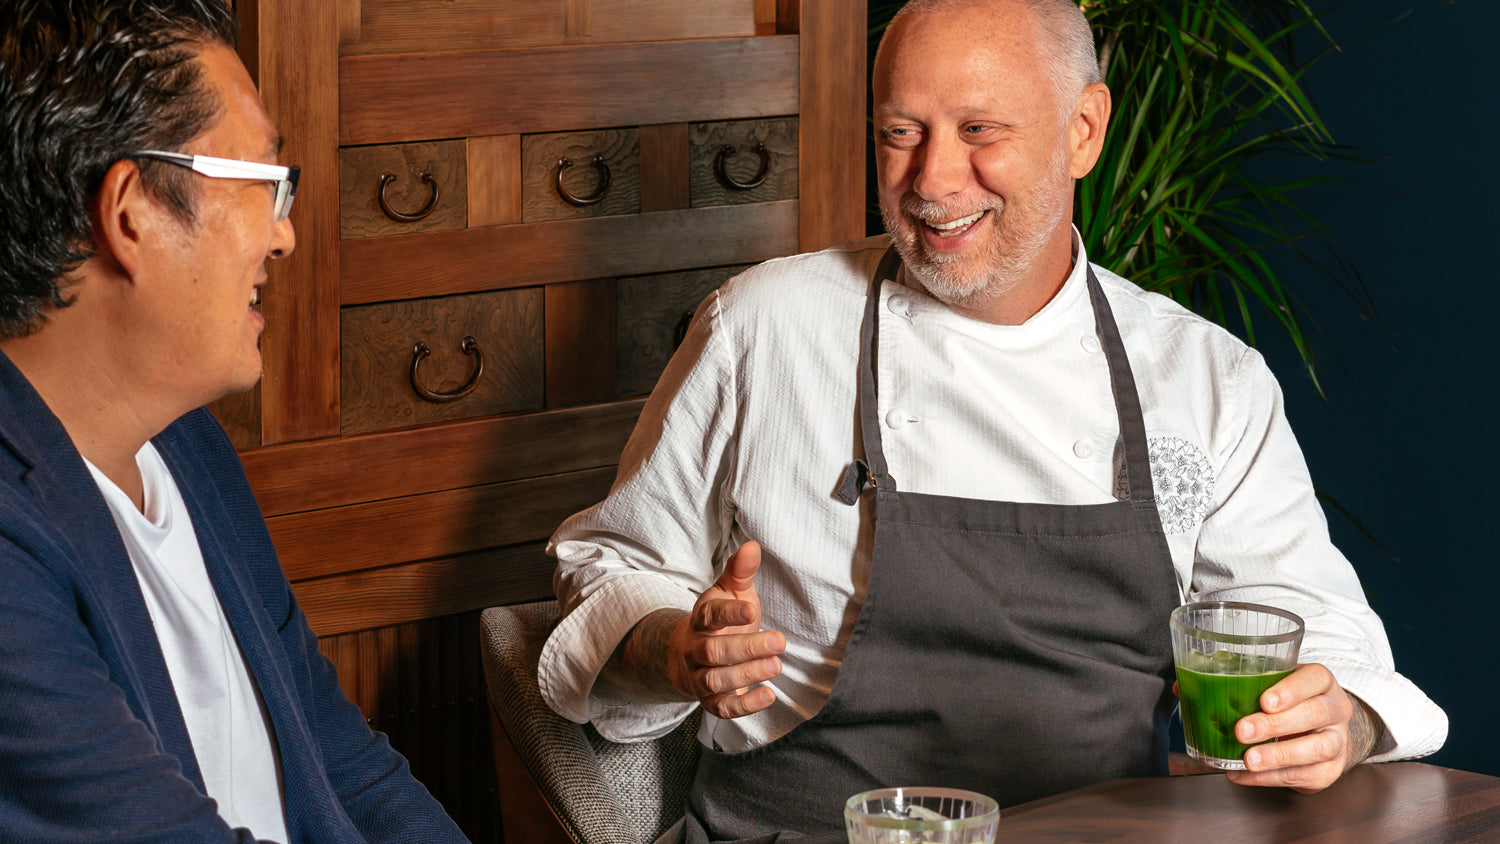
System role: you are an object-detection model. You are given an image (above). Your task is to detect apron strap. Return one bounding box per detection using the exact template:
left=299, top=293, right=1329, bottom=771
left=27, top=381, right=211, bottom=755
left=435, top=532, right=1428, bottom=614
left=835, top=247, right=903, bottom=504
left=1084, top=266, right=1158, bottom=507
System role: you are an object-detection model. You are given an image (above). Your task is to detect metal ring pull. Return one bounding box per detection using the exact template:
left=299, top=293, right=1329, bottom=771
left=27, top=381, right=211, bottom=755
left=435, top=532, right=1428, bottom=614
left=409, top=335, right=484, bottom=403
left=714, top=143, right=770, bottom=191
left=378, top=171, right=440, bottom=222
left=555, top=155, right=612, bottom=206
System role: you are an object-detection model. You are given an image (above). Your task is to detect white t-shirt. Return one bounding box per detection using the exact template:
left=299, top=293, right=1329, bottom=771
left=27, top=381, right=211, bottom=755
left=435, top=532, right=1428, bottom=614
left=87, top=444, right=289, bottom=843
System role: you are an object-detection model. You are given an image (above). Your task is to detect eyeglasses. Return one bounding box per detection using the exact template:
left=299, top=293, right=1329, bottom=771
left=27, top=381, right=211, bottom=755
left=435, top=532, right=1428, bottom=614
left=132, top=150, right=300, bottom=222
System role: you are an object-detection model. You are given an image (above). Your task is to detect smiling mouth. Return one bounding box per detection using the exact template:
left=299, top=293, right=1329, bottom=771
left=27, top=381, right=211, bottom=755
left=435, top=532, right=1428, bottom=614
left=923, top=210, right=986, bottom=238
left=250, top=287, right=262, bottom=309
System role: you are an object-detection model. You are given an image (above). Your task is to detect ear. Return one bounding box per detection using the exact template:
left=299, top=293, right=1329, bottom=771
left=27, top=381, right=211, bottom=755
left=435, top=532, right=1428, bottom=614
left=1066, top=82, right=1112, bottom=179
left=92, top=159, right=155, bottom=283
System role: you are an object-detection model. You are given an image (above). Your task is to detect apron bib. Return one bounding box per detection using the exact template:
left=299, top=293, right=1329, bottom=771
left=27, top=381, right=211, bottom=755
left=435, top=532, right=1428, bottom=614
left=685, top=249, right=1180, bottom=843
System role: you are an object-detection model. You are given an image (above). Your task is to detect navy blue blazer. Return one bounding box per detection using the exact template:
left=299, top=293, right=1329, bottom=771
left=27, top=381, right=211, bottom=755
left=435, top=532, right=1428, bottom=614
left=0, top=353, right=468, bottom=843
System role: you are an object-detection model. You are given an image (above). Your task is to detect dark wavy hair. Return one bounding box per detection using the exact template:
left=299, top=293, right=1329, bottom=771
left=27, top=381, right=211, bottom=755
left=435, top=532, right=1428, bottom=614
left=0, top=0, right=238, bottom=337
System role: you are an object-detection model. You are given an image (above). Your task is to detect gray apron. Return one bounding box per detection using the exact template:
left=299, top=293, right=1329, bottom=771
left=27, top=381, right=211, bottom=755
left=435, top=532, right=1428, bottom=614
left=683, top=248, right=1180, bottom=844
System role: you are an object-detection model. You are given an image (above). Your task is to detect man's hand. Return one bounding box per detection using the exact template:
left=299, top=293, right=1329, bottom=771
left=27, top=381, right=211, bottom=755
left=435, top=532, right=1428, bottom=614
left=664, top=540, right=786, bottom=719
left=1225, top=663, right=1384, bottom=793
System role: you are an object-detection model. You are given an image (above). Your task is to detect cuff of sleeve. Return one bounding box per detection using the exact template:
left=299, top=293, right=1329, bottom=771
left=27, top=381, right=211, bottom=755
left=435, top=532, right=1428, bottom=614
left=537, top=574, right=699, bottom=741
left=1317, top=657, right=1449, bottom=763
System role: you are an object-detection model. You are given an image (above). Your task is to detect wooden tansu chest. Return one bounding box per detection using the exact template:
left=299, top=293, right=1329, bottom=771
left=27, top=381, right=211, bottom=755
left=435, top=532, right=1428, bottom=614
left=221, top=1, right=865, bottom=839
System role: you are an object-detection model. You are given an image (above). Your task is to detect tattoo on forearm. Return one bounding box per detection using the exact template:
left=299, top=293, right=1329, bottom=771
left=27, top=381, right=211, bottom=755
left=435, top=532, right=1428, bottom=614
left=1345, top=693, right=1385, bottom=771
left=606, top=608, right=691, bottom=702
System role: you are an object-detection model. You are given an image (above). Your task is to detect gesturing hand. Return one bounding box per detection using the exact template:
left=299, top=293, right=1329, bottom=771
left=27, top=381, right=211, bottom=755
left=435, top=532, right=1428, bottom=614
left=665, top=540, right=786, bottom=719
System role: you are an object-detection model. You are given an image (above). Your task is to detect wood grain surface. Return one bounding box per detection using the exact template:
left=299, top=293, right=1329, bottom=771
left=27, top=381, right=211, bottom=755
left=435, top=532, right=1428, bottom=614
left=340, top=288, right=544, bottom=435
left=994, top=763, right=1500, bottom=842
left=340, top=37, right=799, bottom=145
left=521, top=128, right=640, bottom=223
left=339, top=140, right=467, bottom=239
left=689, top=117, right=799, bottom=208
left=342, top=0, right=755, bottom=56
left=340, top=200, right=798, bottom=305
left=616, top=264, right=750, bottom=397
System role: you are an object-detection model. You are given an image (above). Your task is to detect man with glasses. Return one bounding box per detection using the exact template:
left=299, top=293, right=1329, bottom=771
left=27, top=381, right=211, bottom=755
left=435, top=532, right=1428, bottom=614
left=0, top=2, right=468, bottom=841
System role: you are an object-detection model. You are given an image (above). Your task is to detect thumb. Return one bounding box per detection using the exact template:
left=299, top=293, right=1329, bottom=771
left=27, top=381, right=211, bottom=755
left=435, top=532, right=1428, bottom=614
left=718, top=540, right=762, bottom=595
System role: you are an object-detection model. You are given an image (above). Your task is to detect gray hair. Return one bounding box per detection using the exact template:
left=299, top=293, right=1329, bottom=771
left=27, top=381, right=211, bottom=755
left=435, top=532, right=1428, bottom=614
left=879, top=0, right=1100, bottom=104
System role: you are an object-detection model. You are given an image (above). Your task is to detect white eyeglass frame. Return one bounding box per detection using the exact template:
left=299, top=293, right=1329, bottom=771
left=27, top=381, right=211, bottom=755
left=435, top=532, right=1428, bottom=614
left=132, top=150, right=299, bottom=221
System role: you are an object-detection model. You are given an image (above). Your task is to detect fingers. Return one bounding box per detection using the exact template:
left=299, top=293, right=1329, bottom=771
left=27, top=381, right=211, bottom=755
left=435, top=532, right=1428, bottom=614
left=1236, top=664, right=1349, bottom=745
left=694, top=595, right=757, bottom=631
left=1226, top=664, right=1355, bottom=794
left=703, top=684, right=778, bottom=719
left=680, top=540, right=782, bottom=719
left=681, top=636, right=784, bottom=720
left=718, top=540, right=762, bottom=594
left=694, top=541, right=766, bottom=631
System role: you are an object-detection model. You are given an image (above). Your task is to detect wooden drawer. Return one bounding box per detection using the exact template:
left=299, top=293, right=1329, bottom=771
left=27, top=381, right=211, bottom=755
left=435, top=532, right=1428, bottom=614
left=690, top=117, right=798, bottom=207
left=339, top=140, right=467, bottom=238
left=616, top=265, right=749, bottom=397
left=341, top=289, right=544, bottom=435
left=521, top=128, right=640, bottom=222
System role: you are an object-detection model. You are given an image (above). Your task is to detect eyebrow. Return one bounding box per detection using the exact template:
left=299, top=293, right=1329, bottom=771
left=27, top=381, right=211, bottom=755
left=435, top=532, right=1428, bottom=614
left=269, top=136, right=285, bottom=156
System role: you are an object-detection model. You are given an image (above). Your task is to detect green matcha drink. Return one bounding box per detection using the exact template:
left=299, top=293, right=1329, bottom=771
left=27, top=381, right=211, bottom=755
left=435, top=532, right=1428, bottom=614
left=1175, top=650, right=1293, bottom=764
left=1169, top=602, right=1305, bottom=770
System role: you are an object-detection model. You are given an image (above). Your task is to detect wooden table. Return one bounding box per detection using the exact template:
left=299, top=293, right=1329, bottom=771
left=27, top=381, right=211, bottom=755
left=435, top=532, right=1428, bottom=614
left=994, top=763, right=1500, bottom=842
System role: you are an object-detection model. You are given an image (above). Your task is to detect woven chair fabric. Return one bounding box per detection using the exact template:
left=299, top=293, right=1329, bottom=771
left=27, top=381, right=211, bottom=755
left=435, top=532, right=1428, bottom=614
left=480, top=602, right=701, bottom=844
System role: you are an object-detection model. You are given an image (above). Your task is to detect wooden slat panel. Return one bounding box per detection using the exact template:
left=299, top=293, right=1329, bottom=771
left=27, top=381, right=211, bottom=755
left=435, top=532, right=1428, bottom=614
left=340, top=37, right=800, bottom=146
left=521, top=129, right=640, bottom=223
left=589, top=0, right=756, bottom=42
left=794, top=0, right=867, bottom=252
left=341, top=200, right=798, bottom=305
left=314, top=612, right=500, bottom=841
left=468, top=135, right=523, bottom=228
left=689, top=117, right=799, bottom=208
left=209, top=383, right=260, bottom=450
left=546, top=280, right=617, bottom=408
left=270, top=468, right=614, bottom=581
left=255, top=0, right=341, bottom=443
left=340, top=288, right=545, bottom=435
left=293, top=543, right=557, bottom=636
left=347, top=0, right=567, bottom=55
left=640, top=123, right=690, bottom=212
left=337, top=0, right=360, bottom=47
left=564, top=0, right=589, bottom=38
left=241, top=399, right=643, bottom=516
left=339, top=140, right=467, bottom=239
left=344, top=0, right=756, bottom=56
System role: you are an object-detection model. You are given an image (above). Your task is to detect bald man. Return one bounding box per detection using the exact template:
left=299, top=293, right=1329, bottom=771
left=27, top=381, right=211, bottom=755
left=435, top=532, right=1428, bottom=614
left=538, top=2, right=1447, bottom=841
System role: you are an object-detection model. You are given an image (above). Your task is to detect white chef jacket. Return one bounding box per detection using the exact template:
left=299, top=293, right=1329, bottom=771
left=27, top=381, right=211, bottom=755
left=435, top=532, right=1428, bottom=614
left=540, top=232, right=1448, bottom=764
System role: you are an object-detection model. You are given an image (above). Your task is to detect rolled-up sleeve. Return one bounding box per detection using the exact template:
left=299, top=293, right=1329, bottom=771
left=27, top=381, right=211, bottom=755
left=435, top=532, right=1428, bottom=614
left=538, top=288, right=740, bottom=742
left=1189, top=347, right=1447, bottom=761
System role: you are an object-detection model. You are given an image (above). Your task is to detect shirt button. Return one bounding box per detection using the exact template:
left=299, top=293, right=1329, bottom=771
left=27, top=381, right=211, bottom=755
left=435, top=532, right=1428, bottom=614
left=888, top=296, right=909, bottom=315
left=1073, top=439, right=1093, bottom=459
left=1081, top=335, right=1101, bottom=354
left=885, top=410, right=907, bottom=429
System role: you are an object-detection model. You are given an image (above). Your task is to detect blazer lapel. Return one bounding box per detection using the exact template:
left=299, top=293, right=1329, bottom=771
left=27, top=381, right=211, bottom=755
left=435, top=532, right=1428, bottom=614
left=0, top=351, right=205, bottom=789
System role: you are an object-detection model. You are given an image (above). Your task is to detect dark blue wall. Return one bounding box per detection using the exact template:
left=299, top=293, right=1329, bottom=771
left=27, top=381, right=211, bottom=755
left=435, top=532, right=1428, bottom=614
left=1252, top=0, right=1497, bottom=776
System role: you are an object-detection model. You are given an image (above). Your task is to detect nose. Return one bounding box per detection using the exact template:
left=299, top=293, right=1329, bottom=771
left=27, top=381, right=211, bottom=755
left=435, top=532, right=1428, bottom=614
left=911, top=130, right=971, bottom=202
left=270, top=213, right=296, bottom=258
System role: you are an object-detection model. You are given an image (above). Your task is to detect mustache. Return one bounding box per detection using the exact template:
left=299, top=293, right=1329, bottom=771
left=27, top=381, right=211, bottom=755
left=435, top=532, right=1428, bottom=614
left=898, top=194, right=1002, bottom=224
